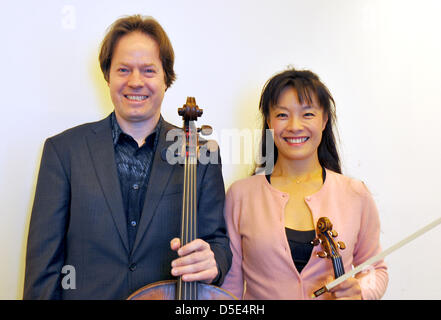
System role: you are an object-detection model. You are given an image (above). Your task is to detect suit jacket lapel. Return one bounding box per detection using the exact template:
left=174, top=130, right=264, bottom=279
left=86, top=116, right=130, bottom=254
left=132, top=120, right=177, bottom=254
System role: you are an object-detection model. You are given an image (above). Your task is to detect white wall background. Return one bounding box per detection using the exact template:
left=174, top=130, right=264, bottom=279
left=0, top=0, right=440, bottom=299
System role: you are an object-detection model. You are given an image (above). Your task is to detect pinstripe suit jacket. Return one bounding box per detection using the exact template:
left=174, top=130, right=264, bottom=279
left=23, top=114, right=231, bottom=299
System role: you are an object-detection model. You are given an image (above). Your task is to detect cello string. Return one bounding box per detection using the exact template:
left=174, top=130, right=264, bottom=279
left=189, top=144, right=193, bottom=299
left=192, top=128, right=198, bottom=299
left=188, top=128, right=192, bottom=300
left=189, top=123, right=197, bottom=299
left=191, top=155, right=195, bottom=298
left=190, top=139, right=195, bottom=299
left=184, top=126, right=192, bottom=299
left=185, top=152, right=190, bottom=299
left=178, top=144, right=187, bottom=300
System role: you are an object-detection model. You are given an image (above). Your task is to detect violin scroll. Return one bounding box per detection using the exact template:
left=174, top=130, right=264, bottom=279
left=311, top=217, right=346, bottom=297
left=313, top=217, right=345, bottom=259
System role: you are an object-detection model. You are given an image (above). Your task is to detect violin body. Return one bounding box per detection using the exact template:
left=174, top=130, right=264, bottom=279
left=128, top=280, right=237, bottom=300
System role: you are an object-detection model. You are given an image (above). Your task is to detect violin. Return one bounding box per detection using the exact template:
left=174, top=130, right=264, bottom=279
left=127, top=97, right=236, bottom=300
left=311, top=217, right=346, bottom=297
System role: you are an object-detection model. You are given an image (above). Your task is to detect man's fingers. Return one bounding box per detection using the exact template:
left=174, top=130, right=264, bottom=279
left=170, top=238, right=181, bottom=251
left=173, top=263, right=217, bottom=283
left=176, top=239, right=209, bottom=256
left=172, top=249, right=214, bottom=268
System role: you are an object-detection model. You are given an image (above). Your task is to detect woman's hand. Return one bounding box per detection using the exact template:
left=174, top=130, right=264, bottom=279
left=327, top=275, right=362, bottom=300
left=170, top=238, right=218, bottom=284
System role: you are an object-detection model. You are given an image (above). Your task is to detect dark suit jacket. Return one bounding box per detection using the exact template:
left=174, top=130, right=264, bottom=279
left=23, top=114, right=232, bottom=299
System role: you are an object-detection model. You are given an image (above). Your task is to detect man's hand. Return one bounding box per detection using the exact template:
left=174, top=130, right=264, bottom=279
left=170, top=238, right=218, bottom=284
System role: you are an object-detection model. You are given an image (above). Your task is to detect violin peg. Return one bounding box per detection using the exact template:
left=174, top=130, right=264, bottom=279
left=338, top=241, right=346, bottom=250
left=331, top=230, right=338, bottom=237
left=317, top=251, right=327, bottom=258
left=311, top=238, right=321, bottom=246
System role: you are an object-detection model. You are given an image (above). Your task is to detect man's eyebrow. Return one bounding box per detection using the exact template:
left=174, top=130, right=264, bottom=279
left=114, top=61, right=158, bottom=67
left=140, top=63, right=157, bottom=67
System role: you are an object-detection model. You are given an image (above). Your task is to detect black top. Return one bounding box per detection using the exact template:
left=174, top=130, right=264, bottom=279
left=111, top=112, right=161, bottom=252
left=265, top=168, right=326, bottom=273
left=285, top=228, right=315, bottom=273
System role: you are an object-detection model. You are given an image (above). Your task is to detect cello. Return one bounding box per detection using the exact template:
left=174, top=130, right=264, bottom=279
left=127, top=97, right=237, bottom=300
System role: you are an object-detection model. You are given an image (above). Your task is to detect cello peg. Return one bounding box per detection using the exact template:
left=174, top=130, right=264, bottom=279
left=317, top=251, right=327, bottom=258
left=311, top=238, right=321, bottom=246
left=330, top=230, right=338, bottom=237
left=338, top=241, right=346, bottom=250
left=198, top=125, right=212, bottom=136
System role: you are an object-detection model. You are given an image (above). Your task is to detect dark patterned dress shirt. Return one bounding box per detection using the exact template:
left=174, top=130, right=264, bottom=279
left=111, top=112, right=161, bottom=252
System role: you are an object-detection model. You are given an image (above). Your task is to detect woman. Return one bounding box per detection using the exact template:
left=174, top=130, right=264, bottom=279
left=221, top=68, right=388, bottom=299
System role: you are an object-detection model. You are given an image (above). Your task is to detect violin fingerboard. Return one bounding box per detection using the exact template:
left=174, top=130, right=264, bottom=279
left=332, top=256, right=345, bottom=278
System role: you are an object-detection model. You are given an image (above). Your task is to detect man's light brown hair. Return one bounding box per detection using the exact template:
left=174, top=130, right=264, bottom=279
left=99, top=14, right=176, bottom=88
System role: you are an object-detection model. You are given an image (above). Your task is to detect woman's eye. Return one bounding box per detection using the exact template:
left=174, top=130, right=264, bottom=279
left=304, top=112, right=315, bottom=117
left=118, top=68, right=129, bottom=73
left=276, top=113, right=288, bottom=118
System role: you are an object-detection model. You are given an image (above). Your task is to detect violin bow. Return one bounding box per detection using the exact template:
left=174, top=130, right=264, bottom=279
left=312, top=216, right=441, bottom=298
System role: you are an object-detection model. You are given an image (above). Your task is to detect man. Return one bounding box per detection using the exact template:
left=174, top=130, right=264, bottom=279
left=23, top=15, right=232, bottom=299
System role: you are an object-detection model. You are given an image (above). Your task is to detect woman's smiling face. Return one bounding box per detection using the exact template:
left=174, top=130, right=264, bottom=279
left=267, top=86, right=328, bottom=164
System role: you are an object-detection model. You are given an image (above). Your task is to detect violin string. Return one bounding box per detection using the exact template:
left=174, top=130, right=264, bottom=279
left=335, top=253, right=343, bottom=277
left=335, top=256, right=344, bottom=278
left=325, top=230, right=345, bottom=279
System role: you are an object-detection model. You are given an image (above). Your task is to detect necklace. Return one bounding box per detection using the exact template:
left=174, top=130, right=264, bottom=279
left=292, top=168, right=323, bottom=184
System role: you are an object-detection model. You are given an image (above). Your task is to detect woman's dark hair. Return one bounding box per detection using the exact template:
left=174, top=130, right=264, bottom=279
left=255, top=68, right=341, bottom=174
left=99, top=14, right=176, bottom=88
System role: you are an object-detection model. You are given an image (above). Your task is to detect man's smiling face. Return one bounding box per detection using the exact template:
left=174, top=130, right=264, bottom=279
left=108, top=31, right=167, bottom=127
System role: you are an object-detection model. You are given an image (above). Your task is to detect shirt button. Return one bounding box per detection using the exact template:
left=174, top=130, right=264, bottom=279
left=132, top=184, right=139, bottom=190
left=131, top=220, right=137, bottom=227
left=129, top=263, right=137, bottom=271
left=305, top=196, right=311, bottom=201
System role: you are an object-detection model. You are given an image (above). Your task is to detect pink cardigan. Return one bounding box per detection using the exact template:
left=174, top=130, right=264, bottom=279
left=221, top=169, right=388, bottom=300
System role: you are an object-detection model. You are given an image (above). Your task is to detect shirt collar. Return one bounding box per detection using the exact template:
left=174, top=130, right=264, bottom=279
left=110, top=111, right=162, bottom=147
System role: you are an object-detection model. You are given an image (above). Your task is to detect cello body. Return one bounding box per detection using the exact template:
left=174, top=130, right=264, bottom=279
left=128, top=280, right=237, bottom=300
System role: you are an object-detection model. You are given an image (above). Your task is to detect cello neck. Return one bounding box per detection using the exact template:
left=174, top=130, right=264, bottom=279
left=180, top=131, right=198, bottom=247
left=177, top=116, right=199, bottom=300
